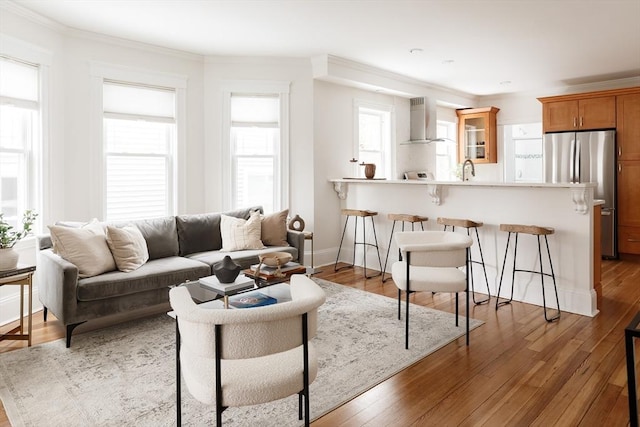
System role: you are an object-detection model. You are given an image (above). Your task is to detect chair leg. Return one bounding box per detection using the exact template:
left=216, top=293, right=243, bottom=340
left=176, top=318, right=182, bottom=427
left=405, top=252, right=411, bottom=350
left=496, top=232, right=513, bottom=310
left=397, top=288, right=402, bottom=320
left=43, top=306, right=48, bottom=322
left=540, top=235, right=561, bottom=322
left=334, top=215, right=352, bottom=271
left=364, top=216, right=383, bottom=279
left=466, top=248, right=470, bottom=346
left=469, top=227, right=490, bottom=305
left=381, top=220, right=397, bottom=282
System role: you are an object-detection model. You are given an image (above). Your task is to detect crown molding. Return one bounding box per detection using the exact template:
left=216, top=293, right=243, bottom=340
left=0, top=1, right=66, bottom=32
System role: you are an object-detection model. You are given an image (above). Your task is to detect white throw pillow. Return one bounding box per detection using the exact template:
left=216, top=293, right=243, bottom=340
left=48, top=220, right=116, bottom=278
left=106, top=225, right=149, bottom=272
left=220, top=211, right=265, bottom=251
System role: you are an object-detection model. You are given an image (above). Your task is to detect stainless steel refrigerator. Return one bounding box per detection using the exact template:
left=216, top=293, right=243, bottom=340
left=543, top=130, right=616, bottom=258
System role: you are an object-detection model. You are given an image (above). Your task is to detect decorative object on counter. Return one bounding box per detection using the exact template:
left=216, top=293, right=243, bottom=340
left=212, top=255, right=242, bottom=284
left=0, top=210, right=38, bottom=271
left=288, top=214, right=305, bottom=231
left=496, top=223, right=560, bottom=322
left=361, top=162, right=376, bottom=179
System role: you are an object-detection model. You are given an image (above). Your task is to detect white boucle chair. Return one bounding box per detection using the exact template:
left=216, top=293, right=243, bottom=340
left=391, top=231, right=473, bottom=349
left=169, top=274, right=326, bottom=426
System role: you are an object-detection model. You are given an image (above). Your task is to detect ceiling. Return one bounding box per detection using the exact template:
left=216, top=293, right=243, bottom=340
left=11, top=0, right=640, bottom=96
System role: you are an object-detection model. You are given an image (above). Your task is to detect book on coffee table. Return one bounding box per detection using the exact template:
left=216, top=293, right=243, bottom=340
left=245, top=262, right=307, bottom=280
left=228, top=291, right=277, bottom=309
left=199, top=274, right=254, bottom=293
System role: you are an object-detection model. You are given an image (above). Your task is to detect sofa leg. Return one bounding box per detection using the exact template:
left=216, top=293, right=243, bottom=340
left=66, top=322, right=86, bottom=348
left=43, top=306, right=48, bottom=322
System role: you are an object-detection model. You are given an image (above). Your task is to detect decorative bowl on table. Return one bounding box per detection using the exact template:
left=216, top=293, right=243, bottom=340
left=259, top=251, right=293, bottom=267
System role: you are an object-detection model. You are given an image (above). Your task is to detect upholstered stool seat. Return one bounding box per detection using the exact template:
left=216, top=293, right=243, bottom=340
left=496, top=223, right=560, bottom=322
left=382, top=213, right=429, bottom=282
left=437, top=217, right=490, bottom=304
left=334, top=209, right=383, bottom=278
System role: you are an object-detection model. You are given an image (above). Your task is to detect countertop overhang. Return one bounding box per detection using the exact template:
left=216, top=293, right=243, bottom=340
left=329, top=178, right=597, bottom=214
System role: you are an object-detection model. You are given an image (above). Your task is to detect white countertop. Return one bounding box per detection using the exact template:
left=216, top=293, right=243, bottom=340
left=330, top=178, right=597, bottom=189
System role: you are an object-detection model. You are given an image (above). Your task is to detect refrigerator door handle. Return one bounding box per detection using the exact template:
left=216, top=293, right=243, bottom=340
left=570, top=138, right=576, bottom=183
left=575, top=139, right=581, bottom=183
left=601, top=209, right=612, bottom=216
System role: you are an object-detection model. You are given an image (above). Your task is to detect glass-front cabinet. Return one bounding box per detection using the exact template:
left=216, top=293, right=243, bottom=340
left=456, top=107, right=500, bottom=164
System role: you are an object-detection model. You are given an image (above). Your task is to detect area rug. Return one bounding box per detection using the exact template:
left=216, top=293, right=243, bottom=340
left=0, top=279, right=483, bottom=426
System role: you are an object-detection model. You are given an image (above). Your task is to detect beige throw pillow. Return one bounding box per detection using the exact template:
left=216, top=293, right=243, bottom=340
left=48, top=220, right=116, bottom=278
left=106, top=225, right=149, bottom=272
left=261, top=209, right=290, bottom=247
left=220, top=211, right=265, bottom=251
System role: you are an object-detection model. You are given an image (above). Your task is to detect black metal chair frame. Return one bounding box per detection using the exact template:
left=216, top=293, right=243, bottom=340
left=441, top=224, right=491, bottom=305
left=175, top=313, right=312, bottom=426
left=334, top=214, right=382, bottom=279
left=495, top=231, right=561, bottom=322
left=381, top=219, right=425, bottom=283
left=398, top=249, right=470, bottom=349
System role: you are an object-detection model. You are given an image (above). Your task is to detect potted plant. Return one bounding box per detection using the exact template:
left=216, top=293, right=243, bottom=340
left=0, top=210, right=38, bottom=271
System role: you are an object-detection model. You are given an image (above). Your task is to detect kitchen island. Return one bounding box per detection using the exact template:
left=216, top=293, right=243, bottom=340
left=329, top=178, right=599, bottom=317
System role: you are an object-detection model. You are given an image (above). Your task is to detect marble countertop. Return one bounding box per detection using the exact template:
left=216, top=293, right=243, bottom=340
left=330, top=178, right=597, bottom=189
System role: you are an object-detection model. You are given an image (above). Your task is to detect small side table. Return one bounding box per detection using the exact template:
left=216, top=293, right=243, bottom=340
left=0, top=264, right=36, bottom=347
left=303, top=231, right=322, bottom=275
left=626, top=311, right=640, bottom=427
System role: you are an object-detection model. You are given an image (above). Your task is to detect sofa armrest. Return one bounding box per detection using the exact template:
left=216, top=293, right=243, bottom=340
left=287, top=229, right=305, bottom=266
left=37, top=249, right=80, bottom=325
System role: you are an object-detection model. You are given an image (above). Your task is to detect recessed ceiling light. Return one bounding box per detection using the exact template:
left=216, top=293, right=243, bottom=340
left=500, top=80, right=512, bottom=85
left=409, top=48, right=423, bottom=54
left=442, top=59, right=455, bottom=65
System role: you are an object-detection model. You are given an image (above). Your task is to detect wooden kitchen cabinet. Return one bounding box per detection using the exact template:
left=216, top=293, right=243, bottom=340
left=456, top=106, right=499, bottom=164
left=618, top=161, right=640, bottom=254
left=617, top=92, right=640, bottom=161
left=541, top=96, right=616, bottom=133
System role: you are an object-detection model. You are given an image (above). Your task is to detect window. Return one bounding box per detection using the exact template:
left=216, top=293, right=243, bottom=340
left=355, top=101, right=393, bottom=179
left=227, top=90, right=288, bottom=213
left=103, top=81, right=176, bottom=221
left=504, top=123, right=543, bottom=182
left=0, top=56, right=40, bottom=228
left=435, top=120, right=458, bottom=181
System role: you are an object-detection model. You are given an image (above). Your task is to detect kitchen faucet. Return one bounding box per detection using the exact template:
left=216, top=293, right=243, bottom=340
left=462, top=158, right=475, bottom=181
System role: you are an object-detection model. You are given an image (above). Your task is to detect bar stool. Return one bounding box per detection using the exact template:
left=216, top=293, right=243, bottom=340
left=437, top=217, right=490, bottom=305
left=334, top=209, right=383, bottom=279
left=381, top=214, right=429, bottom=282
left=496, top=223, right=560, bottom=322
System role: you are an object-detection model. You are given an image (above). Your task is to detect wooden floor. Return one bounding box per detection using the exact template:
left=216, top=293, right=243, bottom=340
left=1, top=259, right=639, bottom=426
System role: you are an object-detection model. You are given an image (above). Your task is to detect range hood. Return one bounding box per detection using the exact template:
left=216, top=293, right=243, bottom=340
left=405, top=97, right=447, bottom=144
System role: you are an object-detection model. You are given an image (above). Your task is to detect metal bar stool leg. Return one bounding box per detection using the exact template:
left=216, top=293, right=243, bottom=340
left=381, top=220, right=397, bottom=282
left=470, top=227, right=490, bottom=305
left=496, top=232, right=513, bottom=309
left=364, top=216, right=382, bottom=279
left=542, top=235, right=561, bottom=322
left=334, top=215, right=352, bottom=271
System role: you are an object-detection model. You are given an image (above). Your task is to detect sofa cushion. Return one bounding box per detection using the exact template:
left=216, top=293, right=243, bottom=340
left=106, top=225, right=149, bottom=272
left=130, top=216, right=179, bottom=260
left=220, top=211, right=265, bottom=251
left=177, top=206, right=264, bottom=256
left=76, top=256, right=210, bottom=302
left=261, top=209, right=290, bottom=247
left=48, top=220, right=116, bottom=278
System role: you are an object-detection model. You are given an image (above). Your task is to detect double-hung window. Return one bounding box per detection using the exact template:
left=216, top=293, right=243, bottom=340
left=0, top=56, right=40, bottom=229
left=355, top=101, right=393, bottom=179
left=229, top=93, right=284, bottom=213
left=435, top=120, right=458, bottom=181
left=102, top=81, right=176, bottom=222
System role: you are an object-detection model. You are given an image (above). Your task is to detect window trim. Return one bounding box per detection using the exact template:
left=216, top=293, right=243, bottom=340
left=90, top=62, right=187, bottom=220
left=220, top=80, right=290, bottom=212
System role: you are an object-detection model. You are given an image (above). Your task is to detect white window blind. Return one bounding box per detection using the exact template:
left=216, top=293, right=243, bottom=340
left=0, top=56, right=39, bottom=228
left=103, top=81, right=175, bottom=221
left=230, top=94, right=280, bottom=212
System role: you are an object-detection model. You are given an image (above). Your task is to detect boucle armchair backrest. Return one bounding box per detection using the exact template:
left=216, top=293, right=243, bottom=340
left=169, top=274, right=326, bottom=360
left=395, top=231, right=472, bottom=268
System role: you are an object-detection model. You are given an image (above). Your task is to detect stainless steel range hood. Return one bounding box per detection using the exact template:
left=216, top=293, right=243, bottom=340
left=404, top=97, right=446, bottom=144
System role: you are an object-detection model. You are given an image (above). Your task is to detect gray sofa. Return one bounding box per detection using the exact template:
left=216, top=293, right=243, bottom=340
left=36, top=206, right=305, bottom=347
